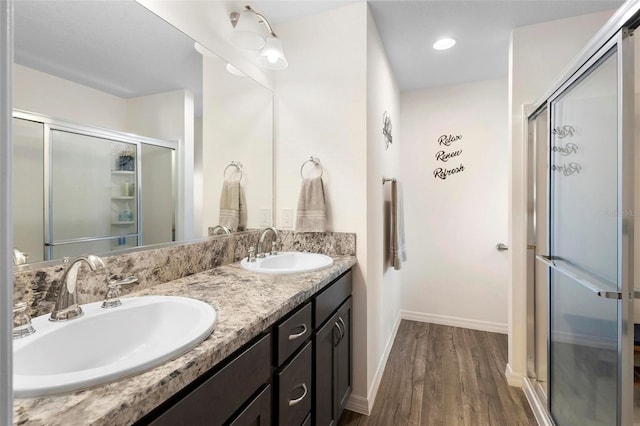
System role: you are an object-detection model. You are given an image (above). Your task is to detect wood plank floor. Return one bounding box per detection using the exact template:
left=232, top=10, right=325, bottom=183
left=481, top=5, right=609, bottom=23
left=340, top=321, right=536, bottom=426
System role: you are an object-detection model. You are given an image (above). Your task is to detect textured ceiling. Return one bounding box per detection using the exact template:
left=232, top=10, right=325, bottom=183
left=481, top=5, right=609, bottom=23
left=257, top=0, right=624, bottom=91
left=14, top=0, right=625, bottom=101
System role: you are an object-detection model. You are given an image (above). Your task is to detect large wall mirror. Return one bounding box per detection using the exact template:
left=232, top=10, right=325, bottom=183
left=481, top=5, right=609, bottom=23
left=12, top=0, right=273, bottom=265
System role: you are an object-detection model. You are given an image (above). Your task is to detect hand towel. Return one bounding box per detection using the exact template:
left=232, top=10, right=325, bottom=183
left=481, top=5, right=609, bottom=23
left=219, top=179, right=247, bottom=232
left=390, top=180, right=407, bottom=270
left=296, top=176, right=327, bottom=232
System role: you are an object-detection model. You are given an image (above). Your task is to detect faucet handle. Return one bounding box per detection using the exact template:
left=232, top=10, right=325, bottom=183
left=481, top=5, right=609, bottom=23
left=248, top=246, right=256, bottom=262
left=13, top=301, right=35, bottom=339
left=102, top=276, right=138, bottom=308
left=271, top=241, right=279, bottom=256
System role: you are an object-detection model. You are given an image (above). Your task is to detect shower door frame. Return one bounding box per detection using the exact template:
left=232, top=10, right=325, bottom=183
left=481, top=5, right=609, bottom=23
left=525, top=103, right=550, bottom=409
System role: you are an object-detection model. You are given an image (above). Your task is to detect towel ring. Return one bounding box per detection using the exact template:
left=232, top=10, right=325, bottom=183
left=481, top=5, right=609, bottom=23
left=223, top=161, right=243, bottom=182
left=300, top=156, right=323, bottom=179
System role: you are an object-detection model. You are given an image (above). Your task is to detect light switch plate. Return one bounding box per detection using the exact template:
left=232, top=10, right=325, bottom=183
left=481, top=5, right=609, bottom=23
left=282, top=208, right=293, bottom=229
left=259, top=209, right=271, bottom=227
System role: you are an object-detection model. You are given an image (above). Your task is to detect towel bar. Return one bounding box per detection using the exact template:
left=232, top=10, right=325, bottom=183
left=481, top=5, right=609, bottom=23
left=382, top=177, right=396, bottom=184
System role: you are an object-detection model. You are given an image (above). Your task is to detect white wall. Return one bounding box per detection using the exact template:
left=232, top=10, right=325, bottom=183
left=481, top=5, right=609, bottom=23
left=273, top=1, right=370, bottom=405
left=401, top=78, right=509, bottom=332
left=508, top=9, right=614, bottom=384
left=364, top=6, right=402, bottom=412
left=14, top=63, right=127, bottom=130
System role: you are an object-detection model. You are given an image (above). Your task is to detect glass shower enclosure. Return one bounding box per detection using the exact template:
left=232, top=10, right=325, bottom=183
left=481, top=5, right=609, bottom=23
left=528, top=29, right=636, bottom=425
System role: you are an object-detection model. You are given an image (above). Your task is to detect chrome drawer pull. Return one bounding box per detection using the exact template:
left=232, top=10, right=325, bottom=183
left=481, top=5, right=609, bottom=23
left=288, top=324, right=308, bottom=341
left=288, top=383, right=308, bottom=407
left=334, top=321, right=343, bottom=346
left=337, top=317, right=346, bottom=339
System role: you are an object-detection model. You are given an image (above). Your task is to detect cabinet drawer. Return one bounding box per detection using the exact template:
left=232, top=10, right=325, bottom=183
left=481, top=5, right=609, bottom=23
left=301, top=413, right=311, bottom=426
left=149, top=333, right=271, bottom=426
left=228, top=385, right=271, bottom=426
left=277, top=341, right=312, bottom=426
left=314, top=270, right=352, bottom=328
left=277, top=302, right=312, bottom=365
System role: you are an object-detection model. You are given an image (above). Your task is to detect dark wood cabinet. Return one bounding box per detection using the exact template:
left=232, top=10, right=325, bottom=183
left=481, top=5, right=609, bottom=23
left=313, top=270, right=352, bottom=426
left=229, top=385, right=271, bottom=426
left=137, top=268, right=352, bottom=426
left=143, top=333, right=271, bottom=426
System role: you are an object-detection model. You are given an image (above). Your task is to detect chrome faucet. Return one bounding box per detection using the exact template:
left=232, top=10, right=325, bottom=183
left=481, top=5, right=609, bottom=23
left=257, top=227, right=279, bottom=258
left=50, top=255, right=106, bottom=322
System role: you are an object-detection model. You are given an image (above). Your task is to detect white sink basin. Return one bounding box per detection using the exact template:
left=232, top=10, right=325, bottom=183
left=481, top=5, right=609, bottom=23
left=240, top=251, right=334, bottom=274
left=13, top=296, right=217, bottom=398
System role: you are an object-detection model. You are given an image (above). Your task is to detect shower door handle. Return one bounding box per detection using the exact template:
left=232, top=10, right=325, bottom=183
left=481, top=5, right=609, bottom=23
left=535, top=255, right=639, bottom=299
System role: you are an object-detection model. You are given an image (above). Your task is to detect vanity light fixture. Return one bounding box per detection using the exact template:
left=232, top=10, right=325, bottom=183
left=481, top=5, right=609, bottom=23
left=230, top=5, right=288, bottom=70
left=433, top=37, right=456, bottom=50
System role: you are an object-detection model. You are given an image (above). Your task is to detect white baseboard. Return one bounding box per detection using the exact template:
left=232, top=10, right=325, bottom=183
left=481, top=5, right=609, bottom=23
left=523, top=377, right=552, bottom=426
left=505, top=362, right=524, bottom=387
left=401, top=310, right=508, bottom=334
left=345, top=311, right=402, bottom=415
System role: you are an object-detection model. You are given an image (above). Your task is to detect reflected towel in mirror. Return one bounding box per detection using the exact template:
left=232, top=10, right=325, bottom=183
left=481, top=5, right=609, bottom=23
left=296, top=176, right=327, bottom=232
left=219, top=179, right=247, bottom=231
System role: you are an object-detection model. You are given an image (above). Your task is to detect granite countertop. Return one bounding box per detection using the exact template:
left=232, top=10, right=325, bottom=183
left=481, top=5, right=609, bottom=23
left=13, top=256, right=357, bottom=426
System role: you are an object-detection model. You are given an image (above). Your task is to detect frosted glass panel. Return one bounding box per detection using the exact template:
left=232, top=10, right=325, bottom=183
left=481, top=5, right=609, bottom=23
left=550, top=50, right=618, bottom=284
left=13, top=118, right=44, bottom=262
left=549, top=48, right=619, bottom=426
left=141, top=144, right=174, bottom=246
left=50, top=130, right=137, bottom=241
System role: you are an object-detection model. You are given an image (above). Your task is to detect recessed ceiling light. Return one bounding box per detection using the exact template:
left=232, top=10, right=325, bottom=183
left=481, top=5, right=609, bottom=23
left=433, top=38, right=456, bottom=50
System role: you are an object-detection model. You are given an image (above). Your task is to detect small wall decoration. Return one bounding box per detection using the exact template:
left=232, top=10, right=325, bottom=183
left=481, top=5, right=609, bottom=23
left=382, top=111, right=393, bottom=150
left=433, top=133, right=465, bottom=180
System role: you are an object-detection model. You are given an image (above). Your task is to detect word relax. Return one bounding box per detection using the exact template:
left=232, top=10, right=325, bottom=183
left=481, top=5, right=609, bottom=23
left=438, top=134, right=462, bottom=146
left=433, top=164, right=465, bottom=180
left=435, top=149, right=462, bottom=162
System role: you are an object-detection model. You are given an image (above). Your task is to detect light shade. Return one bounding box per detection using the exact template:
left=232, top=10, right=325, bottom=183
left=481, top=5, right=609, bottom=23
left=257, top=36, right=288, bottom=70
left=229, top=10, right=265, bottom=50
left=433, top=38, right=456, bottom=50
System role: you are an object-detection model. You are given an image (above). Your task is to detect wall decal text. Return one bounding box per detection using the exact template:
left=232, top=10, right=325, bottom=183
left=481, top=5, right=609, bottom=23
left=552, top=125, right=575, bottom=139
left=552, top=142, right=579, bottom=156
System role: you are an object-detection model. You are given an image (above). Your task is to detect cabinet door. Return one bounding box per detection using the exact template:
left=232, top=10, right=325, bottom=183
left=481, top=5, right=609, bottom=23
left=314, top=311, right=340, bottom=426
left=335, top=297, right=352, bottom=419
left=229, top=385, right=271, bottom=426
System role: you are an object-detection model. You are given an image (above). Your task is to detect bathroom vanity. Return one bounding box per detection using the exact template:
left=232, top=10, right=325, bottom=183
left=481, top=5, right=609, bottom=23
left=12, top=256, right=356, bottom=426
